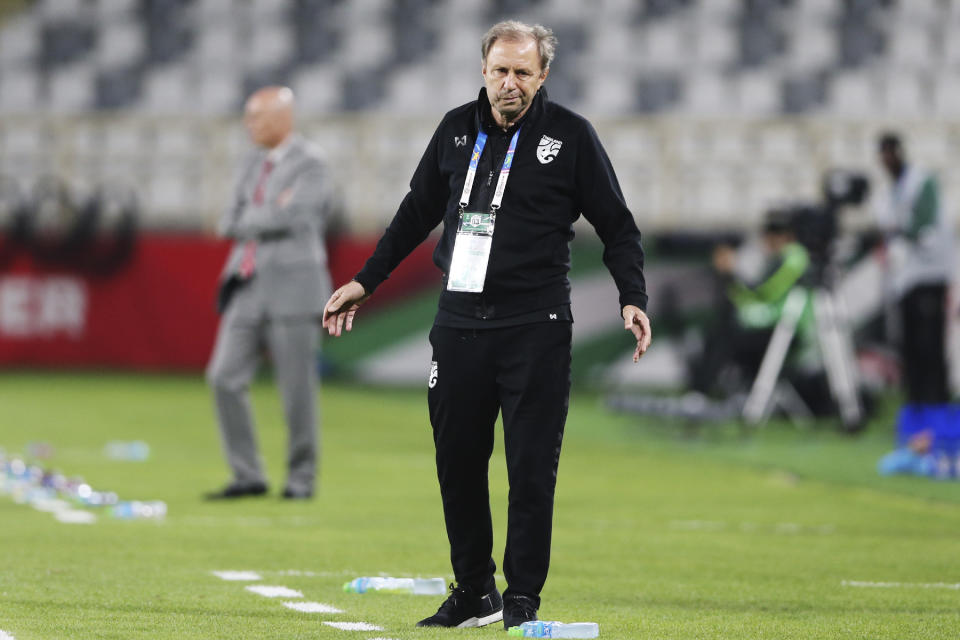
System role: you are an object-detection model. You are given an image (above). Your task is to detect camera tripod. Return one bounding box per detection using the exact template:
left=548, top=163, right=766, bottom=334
left=742, top=285, right=864, bottom=431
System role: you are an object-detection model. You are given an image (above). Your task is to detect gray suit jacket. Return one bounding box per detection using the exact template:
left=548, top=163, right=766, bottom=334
left=217, top=134, right=333, bottom=318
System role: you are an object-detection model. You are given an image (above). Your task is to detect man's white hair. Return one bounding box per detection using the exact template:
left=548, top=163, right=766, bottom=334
left=481, top=20, right=557, bottom=72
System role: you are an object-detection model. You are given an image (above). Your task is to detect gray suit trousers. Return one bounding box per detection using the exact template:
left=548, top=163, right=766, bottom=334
left=206, top=301, right=319, bottom=493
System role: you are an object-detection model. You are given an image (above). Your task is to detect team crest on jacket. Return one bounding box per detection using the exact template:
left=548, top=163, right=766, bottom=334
left=536, top=135, right=562, bottom=164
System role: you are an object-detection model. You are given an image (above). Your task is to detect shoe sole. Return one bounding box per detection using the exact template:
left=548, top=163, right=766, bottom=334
left=455, top=610, right=503, bottom=628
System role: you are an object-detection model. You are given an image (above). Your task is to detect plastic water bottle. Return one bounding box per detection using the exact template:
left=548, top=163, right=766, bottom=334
left=111, top=500, right=167, bottom=520
left=507, top=621, right=600, bottom=638
left=876, top=448, right=935, bottom=476
left=343, top=576, right=447, bottom=595
left=104, top=441, right=150, bottom=461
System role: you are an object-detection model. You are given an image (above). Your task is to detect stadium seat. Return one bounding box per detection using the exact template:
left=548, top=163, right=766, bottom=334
left=681, top=72, right=737, bottom=116
left=690, top=20, right=738, bottom=69
left=290, top=64, right=344, bottom=113
left=246, top=23, right=295, bottom=72
left=0, top=67, right=41, bottom=113
left=191, top=24, right=238, bottom=69
left=194, top=67, right=242, bottom=114
left=642, top=19, right=688, bottom=72
left=139, top=65, right=190, bottom=114
left=736, top=70, right=781, bottom=116
left=880, top=73, right=928, bottom=117
left=0, top=15, right=40, bottom=66
left=886, top=25, right=936, bottom=71
left=932, top=73, right=960, bottom=118
left=827, top=72, right=877, bottom=116
left=783, top=22, right=838, bottom=72
left=48, top=63, right=97, bottom=113
left=93, top=20, right=146, bottom=69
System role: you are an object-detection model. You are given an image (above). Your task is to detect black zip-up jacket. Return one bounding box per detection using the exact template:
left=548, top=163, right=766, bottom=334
left=355, top=88, right=648, bottom=323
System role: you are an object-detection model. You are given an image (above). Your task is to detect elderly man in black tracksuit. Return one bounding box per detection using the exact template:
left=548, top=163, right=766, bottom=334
left=323, top=20, right=651, bottom=631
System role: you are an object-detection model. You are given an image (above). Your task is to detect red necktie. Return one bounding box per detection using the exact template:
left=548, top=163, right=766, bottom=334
left=252, top=159, right=274, bottom=205
left=239, top=159, right=275, bottom=278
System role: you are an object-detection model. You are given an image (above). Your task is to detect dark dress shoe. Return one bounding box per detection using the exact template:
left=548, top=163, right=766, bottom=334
left=204, top=482, right=268, bottom=500
left=281, top=487, right=313, bottom=500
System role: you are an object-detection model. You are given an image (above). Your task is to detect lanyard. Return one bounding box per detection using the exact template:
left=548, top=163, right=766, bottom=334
left=458, top=128, right=521, bottom=214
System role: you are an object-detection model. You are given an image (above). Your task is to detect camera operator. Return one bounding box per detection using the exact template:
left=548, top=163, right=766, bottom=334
left=875, top=132, right=954, bottom=405
left=689, top=209, right=813, bottom=398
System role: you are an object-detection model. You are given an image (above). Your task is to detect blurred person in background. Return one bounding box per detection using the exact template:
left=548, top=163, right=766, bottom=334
left=875, top=133, right=954, bottom=405
left=322, top=20, right=650, bottom=631
left=689, top=209, right=812, bottom=399
left=205, top=86, right=334, bottom=501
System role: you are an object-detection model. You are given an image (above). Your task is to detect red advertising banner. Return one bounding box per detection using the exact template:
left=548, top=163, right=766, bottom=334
left=0, top=233, right=439, bottom=371
left=0, top=235, right=228, bottom=370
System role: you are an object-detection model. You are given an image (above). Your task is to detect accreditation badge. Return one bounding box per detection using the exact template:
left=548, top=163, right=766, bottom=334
left=446, top=211, right=495, bottom=292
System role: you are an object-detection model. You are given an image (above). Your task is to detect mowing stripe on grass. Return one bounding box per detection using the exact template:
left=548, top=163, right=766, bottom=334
left=843, top=580, right=960, bottom=590
left=281, top=601, right=344, bottom=613
left=245, top=585, right=303, bottom=598
left=322, top=622, right=382, bottom=631
left=212, top=571, right=262, bottom=581
left=669, top=520, right=836, bottom=535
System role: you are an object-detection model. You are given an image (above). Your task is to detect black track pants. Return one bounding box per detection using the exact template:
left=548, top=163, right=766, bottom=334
left=427, top=322, right=572, bottom=604
left=900, top=283, right=949, bottom=404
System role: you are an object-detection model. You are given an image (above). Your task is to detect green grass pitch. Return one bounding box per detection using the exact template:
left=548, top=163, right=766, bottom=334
left=1, top=373, right=958, bottom=639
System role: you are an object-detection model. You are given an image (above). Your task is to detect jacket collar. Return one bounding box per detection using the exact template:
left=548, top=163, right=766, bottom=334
left=476, top=87, right=547, bottom=135
left=260, top=132, right=302, bottom=165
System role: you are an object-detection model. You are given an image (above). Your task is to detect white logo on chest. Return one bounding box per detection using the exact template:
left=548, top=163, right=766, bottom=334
left=536, top=135, right=562, bottom=164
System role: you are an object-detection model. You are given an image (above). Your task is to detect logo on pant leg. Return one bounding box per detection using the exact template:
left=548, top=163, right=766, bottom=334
left=428, top=360, right=438, bottom=388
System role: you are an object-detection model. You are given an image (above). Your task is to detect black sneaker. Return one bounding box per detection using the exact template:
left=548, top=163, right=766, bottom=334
left=416, top=584, right=503, bottom=628
left=503, top=593, right=538, bottom=630
left=203, top=481, right=268, bottom=500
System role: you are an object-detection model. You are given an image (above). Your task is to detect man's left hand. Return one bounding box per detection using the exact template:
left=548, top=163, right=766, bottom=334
left=277, top=188, right=294, bottom=208
left=622, top=305, right=651, bottom=363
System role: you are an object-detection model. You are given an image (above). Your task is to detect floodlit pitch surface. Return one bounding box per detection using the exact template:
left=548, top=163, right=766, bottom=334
left=1, top=373, right=958, bottom=639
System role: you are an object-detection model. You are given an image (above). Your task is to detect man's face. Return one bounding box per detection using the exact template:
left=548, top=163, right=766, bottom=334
left=243, top=95, right=289, bottom=148
left=763, top=231, right=789, bottom=253
left=879, top=146, right=902, bottom=178
left=482, top=36, right=548, bottom=125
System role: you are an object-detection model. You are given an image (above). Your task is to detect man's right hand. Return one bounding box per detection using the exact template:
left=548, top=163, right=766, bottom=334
left=322, top=280, right=370, bottom=337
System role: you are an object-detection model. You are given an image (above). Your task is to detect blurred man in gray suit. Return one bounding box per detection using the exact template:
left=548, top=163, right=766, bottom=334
left=205, top=86, right=333, bottom=500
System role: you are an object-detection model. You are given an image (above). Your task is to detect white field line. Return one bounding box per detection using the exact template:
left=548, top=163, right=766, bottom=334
left=245, top=585, right=303, bottom=598
left=31, top=498, right=71, bottom=513
left=322, top=622, right=383, bottom=631
left=842, top=580, right=960, bottom=590
left=270, top=569, right=355, bottom=577
left=212, top=571, right=262, bottom=581
left=669, top=520, right=725, bottom=531
left=54, top=510, right=97, bottom=524
left=0, top=630, right=15, bottom=639
left=281, top=601, right=344, bottom=614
